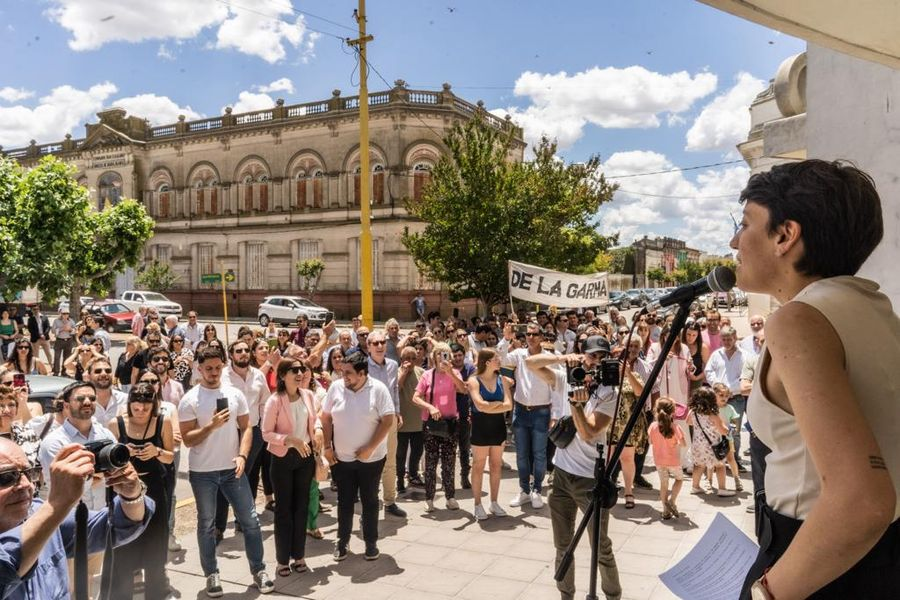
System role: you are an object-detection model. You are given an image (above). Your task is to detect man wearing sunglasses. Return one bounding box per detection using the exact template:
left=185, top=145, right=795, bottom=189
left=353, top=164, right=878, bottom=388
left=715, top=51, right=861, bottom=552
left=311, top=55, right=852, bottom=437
left=0, top=436, right=153, bottom=600
left=366, top=330, right=405, bottom=518
left=84, top=357, right=127, bottom=425
left=216, top=341, right=270, bottom=537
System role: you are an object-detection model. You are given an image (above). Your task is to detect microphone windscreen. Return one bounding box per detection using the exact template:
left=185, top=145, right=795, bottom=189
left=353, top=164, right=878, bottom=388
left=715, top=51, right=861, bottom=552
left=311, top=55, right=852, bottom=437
left=708, top=266, right=736, bottom=293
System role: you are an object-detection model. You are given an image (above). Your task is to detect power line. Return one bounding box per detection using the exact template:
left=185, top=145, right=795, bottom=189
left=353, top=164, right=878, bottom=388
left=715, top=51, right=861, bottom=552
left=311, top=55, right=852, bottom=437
left=615, top=189, right=741, bottom=200
left=604, top=159, right=746, bottom=179
left=214, top=0, right=347, bottom=41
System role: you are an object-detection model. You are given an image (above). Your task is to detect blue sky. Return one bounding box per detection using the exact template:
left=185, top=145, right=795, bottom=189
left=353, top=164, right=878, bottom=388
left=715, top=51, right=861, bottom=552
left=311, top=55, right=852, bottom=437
left=0, top=0, right=804, bottom=253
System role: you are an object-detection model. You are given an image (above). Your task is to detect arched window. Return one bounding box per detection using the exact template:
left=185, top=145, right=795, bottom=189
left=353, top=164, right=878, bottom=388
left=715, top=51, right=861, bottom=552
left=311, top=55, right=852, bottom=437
left=157, top=184, right=171, bottom=218
left=313, top=170, right=324, bottom=208
left=413, top=163, right=432, bottom=201
left=353, top=166, right=362, bottom=206
left=98, top=172, right=123, bottom=211
left=295, top=170, right=307, bottom=209
left=243, top=175, right=254, bottom=212
left=373, top=164, right=385, bottom=205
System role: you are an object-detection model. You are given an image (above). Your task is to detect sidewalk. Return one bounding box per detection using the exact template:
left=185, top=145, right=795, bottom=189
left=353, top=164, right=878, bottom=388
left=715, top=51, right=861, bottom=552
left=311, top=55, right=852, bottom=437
left=163, top=445, right=756, bottom=600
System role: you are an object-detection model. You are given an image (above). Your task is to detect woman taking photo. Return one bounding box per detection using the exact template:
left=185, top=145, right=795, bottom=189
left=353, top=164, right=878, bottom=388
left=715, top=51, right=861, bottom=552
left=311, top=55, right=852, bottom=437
left=63, top=341, right=104, bottom=380
left=734, top=161, right=899, bottom=598
left=412, top=342, right=466, bottom=512
left=261, top=358, right=320, bottom=576
left=681, top=322, right=709, bottom=392
left=106, top=382, right=175, bottom=600
left=116, top=337, right=143, bottom=393
left=610, top=337, right=649, bottom=510
left=6, top=340, right=50, bottom=375
left=169, top=334, right=194, bottom=391
left=0, top=384, right=40, bottom=470
left=466, top=348, right=513, bottom=520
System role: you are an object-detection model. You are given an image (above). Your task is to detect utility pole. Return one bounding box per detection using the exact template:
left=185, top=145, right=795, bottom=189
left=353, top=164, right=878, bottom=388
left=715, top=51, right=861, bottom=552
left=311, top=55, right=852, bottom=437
left=348, top=0, right=375, bottom=327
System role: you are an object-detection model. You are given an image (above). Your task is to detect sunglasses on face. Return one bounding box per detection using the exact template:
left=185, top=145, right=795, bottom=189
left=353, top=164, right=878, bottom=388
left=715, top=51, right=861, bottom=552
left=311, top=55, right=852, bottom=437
left=147, top=338, right=161, bottom=344
left=369, top=340, right=386, bottom=346
left=16, top=346, right=29, bottom=351
left=141, top=378, right=160, bottom=385
left=72, top=394, right=96, bottom=403
left=92, top=368, right=112, bottom=375
left=288, top=366, right=307, bottom=374
left=150, top=356, right=168, bottom=363
left=172, top=339, right=184, bottom=343
left=0, top=467, right=41, bottom=489
left=233, top=348, right=250, bottom=355
left=525, top=332, right=542, bottom=338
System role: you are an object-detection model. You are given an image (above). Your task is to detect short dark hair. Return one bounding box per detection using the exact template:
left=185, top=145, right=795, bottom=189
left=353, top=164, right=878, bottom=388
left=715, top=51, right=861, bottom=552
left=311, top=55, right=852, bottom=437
left=449, top=342, right=464, bottom=354
left=127, top=382, right=159, bottom=417
left=61, top=381, right=96, bottom=403
left=740, top=159, right=883, bottom=278
left=197, top=346, right=226, bottom=364
left=475, top=324, right=492, bottom=335
left=228, top=340, right=250, bottom=356
left=343, top=350, right=369, bottom=374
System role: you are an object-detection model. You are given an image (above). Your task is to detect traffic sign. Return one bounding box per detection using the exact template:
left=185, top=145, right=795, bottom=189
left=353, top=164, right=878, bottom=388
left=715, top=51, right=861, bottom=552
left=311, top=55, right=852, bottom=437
left=200, top=273, right=222, bottom=285
left=224, top=269, right=236, bottom=283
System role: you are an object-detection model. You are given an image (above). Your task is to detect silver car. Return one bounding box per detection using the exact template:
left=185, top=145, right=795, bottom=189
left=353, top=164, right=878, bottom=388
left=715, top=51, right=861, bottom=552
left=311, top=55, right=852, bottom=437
left=257, top=296, right=333, bottom=327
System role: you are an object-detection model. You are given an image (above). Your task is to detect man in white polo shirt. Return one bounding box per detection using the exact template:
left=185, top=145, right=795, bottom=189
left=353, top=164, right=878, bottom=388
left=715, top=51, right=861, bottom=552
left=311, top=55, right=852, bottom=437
left=321, top=350, right=396, bottom=562
left=179, top=346, right=273, bottom=597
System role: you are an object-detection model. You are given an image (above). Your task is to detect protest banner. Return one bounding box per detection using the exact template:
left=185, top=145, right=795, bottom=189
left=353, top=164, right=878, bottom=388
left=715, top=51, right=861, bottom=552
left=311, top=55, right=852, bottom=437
left=508, top=260, right=609, bottom=309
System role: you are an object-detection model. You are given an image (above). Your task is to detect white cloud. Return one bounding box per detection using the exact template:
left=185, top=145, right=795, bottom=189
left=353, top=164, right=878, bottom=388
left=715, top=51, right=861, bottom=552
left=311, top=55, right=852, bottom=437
left=493, top=66, right=718, bottom=149
left=113, top=94, right=203, bottom=125
left=597, top=150, right=749, bottom=253
left=229, top=91, right=276, bottom=114
left=0, top=82, right=117, bottom=148
left=157, top=44, right=175, bottom=60
left=685, top=72, right=766, bottom=152
left=256, top=77, right=294, bottom=94
left=0, top=87, right=35, bottom=103
left=45, top=0, right=317, bottom=63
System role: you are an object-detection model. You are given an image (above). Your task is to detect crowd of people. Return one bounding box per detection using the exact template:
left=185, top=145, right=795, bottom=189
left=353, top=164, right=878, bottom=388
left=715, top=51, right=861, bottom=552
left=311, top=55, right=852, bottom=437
left=0, top=295, right=767, bottom=599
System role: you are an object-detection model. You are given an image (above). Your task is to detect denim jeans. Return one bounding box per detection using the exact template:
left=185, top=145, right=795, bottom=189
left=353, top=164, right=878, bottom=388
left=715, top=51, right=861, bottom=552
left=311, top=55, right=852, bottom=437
left=215, top=425, right=264, bottom=531
left=728, top=395, right=748, bottom=457
left=189, top=468, right=265, bottom=576
left=512, top=403, right=550, bottom=493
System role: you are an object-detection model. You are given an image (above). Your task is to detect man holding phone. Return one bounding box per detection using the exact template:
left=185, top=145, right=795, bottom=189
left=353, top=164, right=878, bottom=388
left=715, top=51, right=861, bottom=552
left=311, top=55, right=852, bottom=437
left=179, top=346, right=274, bottom=597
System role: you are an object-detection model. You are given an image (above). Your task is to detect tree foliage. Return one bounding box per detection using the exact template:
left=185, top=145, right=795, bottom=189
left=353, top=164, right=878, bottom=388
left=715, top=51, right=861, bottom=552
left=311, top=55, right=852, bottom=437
left=402, top=117, right=618, bottom=312
left=136, top=260, right=180, bottom=292
left=0, top=156, right=155, bottom=315
left=646, top=267, right=666, bottom=285
left=609, top=247, right=635, bottom=274
left=296, top=258, right=325, bottom=301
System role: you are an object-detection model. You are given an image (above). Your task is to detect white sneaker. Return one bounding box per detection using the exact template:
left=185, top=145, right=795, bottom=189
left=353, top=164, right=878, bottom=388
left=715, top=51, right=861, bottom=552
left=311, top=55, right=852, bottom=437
left=473, top=504, right=489, bottom=520
left=509, top=492, right=530, bottom=507
left=530, top=490, right=544, bottom=509
left=717, top=489, right=736, bottom=497
left=446, top=497, right=459, bottom=510
left=424, top=499, right=435, bottom=512
left=489, top=502, right=507, bottom=517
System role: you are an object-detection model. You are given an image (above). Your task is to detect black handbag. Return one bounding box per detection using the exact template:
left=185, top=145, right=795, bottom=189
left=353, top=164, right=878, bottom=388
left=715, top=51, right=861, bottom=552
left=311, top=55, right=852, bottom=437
left=695, top=412, right=730, bottom=460
left=423, top=369, right=456, bottom=438
left=548, top=416, right=577, bottom=448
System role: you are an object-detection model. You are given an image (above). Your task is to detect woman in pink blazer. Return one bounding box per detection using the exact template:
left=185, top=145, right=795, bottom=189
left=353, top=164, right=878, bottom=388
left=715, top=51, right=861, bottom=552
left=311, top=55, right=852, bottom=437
left=261, top=358, right=320, bottom=576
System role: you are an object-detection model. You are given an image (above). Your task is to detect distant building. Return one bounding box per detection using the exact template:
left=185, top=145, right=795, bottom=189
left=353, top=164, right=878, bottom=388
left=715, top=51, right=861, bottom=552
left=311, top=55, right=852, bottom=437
left=3, top=81, right=525, bottom=319
left=631, top=236, right=702, bottom=286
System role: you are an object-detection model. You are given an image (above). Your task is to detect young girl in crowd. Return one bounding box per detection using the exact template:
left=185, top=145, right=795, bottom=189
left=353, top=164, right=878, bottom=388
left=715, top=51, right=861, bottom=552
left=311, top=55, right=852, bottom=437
left=648, top=397, right=686, bottom=519
left=688, top=386, right=735, bottom=497
left=712, top=383, right=743, bottom=492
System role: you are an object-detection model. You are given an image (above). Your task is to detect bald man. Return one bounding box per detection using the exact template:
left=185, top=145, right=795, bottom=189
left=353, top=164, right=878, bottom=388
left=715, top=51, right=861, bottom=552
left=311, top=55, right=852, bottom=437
left=0, top=438, right=153, bottom=599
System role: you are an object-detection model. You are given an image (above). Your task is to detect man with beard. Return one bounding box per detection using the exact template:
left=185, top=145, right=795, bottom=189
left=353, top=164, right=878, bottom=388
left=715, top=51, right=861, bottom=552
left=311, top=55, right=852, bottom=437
left=131, top=330, right=164, bottom=386
left=84, top=357, right=127, bottom=426
left=702, top=310, right=724, bottom=353
left=179, top=346, right=273, bottom=596
left=215, top=341, right=270, bottom=539
left=384, top=318, right=403, bottom=363
left=37, top=381, right=120, bottom=595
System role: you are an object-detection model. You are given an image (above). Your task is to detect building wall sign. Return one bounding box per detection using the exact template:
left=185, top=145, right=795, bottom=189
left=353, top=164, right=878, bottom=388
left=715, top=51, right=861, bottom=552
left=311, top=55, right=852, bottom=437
left=89, top=152, right=130, bottom=169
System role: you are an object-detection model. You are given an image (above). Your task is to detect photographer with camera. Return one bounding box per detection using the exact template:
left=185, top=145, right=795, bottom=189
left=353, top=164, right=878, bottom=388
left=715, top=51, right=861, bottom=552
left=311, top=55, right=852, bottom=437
left=536, top=336, right=622, bottom=600
left=0, top=436, right=152, bottom=600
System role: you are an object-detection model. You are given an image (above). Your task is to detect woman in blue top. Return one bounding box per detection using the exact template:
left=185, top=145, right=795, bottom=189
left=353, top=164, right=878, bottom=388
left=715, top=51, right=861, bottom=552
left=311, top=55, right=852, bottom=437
left=466, top=348, right=513, bottom=521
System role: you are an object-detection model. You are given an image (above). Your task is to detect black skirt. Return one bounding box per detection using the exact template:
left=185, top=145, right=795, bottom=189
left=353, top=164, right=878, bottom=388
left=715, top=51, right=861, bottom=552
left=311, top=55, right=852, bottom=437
left=471, top=411, right=506, bottom=446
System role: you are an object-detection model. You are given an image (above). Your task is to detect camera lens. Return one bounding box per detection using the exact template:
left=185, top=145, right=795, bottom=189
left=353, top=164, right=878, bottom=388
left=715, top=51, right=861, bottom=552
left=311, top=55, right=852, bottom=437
left=95, top=443, right=130, bottom=472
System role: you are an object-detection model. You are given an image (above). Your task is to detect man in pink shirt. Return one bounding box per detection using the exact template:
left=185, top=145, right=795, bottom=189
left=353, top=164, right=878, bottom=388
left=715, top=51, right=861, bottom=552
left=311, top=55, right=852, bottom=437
left=131, top=305, right=148, bottom=338
left=702, top=309, right=723, bottom=352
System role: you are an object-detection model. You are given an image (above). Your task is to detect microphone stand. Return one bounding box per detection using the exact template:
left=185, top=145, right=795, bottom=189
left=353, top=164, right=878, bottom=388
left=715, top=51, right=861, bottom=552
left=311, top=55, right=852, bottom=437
left=554, top=300, right=693, bottom=599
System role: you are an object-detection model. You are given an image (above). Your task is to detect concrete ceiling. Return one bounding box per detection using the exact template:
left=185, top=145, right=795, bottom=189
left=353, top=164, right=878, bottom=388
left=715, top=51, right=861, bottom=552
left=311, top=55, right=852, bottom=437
left=698, top=1, right=900, bottom=69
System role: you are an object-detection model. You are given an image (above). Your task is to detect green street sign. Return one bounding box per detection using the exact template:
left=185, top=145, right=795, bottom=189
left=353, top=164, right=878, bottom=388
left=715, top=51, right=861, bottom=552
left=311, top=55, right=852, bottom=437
left=224, top=269, right=236, bottom=283
left=201, top=273, right=222, bottom=285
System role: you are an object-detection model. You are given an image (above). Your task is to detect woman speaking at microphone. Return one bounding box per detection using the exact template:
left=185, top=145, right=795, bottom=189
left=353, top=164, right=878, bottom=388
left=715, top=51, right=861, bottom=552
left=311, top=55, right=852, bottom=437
left=732, top=160, right=899, bottom=599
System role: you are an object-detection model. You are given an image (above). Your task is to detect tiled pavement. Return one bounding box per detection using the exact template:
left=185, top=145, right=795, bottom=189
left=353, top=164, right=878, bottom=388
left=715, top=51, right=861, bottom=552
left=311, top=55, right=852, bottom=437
left=162, top=448, right=756, bottom=600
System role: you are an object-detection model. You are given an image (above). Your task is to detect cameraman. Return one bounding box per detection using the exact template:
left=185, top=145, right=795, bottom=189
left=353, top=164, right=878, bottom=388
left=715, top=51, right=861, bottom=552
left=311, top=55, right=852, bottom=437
left=531, top=336, right=622, bottom=600
left=0, top=437, right=153, bottom=599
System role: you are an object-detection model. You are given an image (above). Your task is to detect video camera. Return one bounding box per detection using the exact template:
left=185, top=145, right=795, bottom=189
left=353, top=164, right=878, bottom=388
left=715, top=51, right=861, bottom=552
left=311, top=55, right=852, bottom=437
left=566, top=359, right=620, bottom=392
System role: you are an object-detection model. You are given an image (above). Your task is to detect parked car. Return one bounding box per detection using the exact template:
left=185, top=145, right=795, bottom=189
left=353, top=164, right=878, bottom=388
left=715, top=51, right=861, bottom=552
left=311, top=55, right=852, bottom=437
left=26, top=374, right=75, bottom=414
left=257, top=296, right=333, bottom=327
left=83, top=300, right=136, bottom=333
left=119, top=290, right=183, bottom=318
left=608, top=291, right=633, bottom=310
left=624, top=288, right=650, bottom=307
left=56, top=296, right=94, bottom=314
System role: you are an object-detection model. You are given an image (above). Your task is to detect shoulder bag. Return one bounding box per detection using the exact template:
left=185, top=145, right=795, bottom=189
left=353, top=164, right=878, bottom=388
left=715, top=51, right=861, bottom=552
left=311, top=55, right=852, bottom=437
left=548, top=416, right=577, bottom=448
left=694, top=411, right=729, bottom=460
left=422, top=369, right=455, bottom=438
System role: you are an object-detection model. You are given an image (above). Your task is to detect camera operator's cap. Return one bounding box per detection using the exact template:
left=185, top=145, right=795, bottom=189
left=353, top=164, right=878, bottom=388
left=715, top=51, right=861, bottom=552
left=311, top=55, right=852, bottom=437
left=582, top=335, right=610, bottom=356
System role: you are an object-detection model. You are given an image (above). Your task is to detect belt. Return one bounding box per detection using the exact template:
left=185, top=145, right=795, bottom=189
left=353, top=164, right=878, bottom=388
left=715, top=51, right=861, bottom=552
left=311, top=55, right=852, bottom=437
left=515, top=401, right=550, bottom=411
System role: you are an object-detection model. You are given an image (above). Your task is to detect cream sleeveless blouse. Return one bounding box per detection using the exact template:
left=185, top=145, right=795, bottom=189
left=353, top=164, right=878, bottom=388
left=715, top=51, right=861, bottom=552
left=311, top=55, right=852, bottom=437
left=747, top=276, right=900, bottom=520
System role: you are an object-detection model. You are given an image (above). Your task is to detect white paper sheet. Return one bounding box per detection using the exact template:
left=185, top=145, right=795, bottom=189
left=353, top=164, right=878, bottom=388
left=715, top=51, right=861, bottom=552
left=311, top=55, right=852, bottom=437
left=659, top=512, right=759, bottom=600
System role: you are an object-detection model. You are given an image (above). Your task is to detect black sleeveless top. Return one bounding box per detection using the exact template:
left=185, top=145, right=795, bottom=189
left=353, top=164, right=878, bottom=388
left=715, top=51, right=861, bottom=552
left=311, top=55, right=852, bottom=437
left=690, top=342, right=704, bottom=376
left=116, top=415, right=166, bottom=480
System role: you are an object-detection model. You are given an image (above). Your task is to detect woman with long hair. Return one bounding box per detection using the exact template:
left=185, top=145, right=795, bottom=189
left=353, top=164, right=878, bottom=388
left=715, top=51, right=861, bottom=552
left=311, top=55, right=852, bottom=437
left=610, top=337, right=649, bottom=509
left=202, top=323, right=218, bottom=346
left=0, top=307, right=18, bottom=358
left=648, top=325, right=692, bottom=469
left=251, top=338, right=277, bottom=392
left=116, top=336, right=143, bottom=394
left=467, top=348, right=513, bottom=520
left=63, top=341, right=103, bottom=380
left=261, top=358, right=320, bottom=576
left=105, top=382, right=175, bottom=599
left=6, top=339, right=49, bottom=375
left=681, top=322, right=709, bottom=392
left=169, top=334, right=194, bottom=391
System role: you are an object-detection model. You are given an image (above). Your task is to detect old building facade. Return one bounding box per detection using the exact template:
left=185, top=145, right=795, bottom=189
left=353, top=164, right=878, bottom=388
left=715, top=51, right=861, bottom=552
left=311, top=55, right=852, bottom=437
left=4, top=81, right=525, bottom=319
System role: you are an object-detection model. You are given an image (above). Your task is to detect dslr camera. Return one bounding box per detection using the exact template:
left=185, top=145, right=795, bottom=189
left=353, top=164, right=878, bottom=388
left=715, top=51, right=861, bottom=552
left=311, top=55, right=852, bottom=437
left=566, top=359, right=620, bottom=393
left=83, top=440, right=130, bottom=473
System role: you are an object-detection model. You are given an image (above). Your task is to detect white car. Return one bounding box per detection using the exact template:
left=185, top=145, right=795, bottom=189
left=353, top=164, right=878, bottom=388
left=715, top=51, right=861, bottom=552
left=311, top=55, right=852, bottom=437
left=257, top=296, right=333, bottom=327
left=119, top=290, right=183, bottom=318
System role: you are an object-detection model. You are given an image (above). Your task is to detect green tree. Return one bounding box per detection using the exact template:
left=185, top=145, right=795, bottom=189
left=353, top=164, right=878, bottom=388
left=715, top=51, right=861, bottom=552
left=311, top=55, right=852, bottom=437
left=646, top=267, right=666, bottom=286
left=136, top=260, right=180, bottom=291
left=0, top=159, right=25, bottom=299
left=609, top=247, right=635, bottom=274
left=402, top=117, right=618, bottom=312
left=296, top=258, right=325, bottom=301
left=590, top=251, right=614, bottom=273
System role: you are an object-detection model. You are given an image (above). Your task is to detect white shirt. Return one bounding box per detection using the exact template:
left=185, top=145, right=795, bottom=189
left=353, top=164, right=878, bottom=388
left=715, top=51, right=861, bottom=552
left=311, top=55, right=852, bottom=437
left=179, top=384, right=249, bottom=472
left=184, top=322, right=204, bottom=347
left=290, top=399, right=311, bottom=444
left=503, top=348, right=554, bottom=407
left=553, top=384, right=617, bottom=478
left=93, top=389, right=128, bottom=426
left=223, top=365, right=269, bottom=427
left=40, top=419, right=116, bottom=510
left=704, top=346, right=745, bottom=395
left=554, top=329, right=576, bottom=354
left=322, top=377, right=395, bottom=463
left=739, top=335, right=763, bottom=360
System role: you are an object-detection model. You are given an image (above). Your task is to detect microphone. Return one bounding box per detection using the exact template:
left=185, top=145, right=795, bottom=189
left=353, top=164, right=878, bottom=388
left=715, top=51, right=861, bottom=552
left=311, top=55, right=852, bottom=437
left=647, top=266, right=736, bottom=310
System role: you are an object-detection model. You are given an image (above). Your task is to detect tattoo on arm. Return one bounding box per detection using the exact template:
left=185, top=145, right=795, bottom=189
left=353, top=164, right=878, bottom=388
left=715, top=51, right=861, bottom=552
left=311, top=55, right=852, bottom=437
left=869, top=456, right=887, bottom=470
